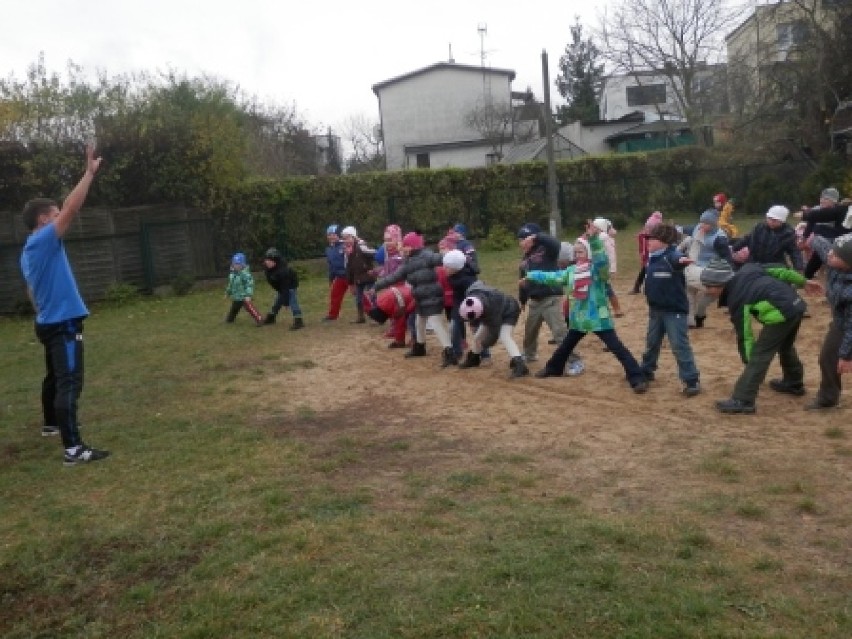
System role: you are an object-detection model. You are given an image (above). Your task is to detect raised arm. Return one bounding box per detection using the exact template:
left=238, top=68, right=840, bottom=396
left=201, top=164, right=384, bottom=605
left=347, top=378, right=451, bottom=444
left=54, top=145, right=102, bottom=238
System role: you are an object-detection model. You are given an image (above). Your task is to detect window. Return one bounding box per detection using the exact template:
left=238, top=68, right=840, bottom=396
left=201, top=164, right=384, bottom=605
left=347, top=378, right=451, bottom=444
left=776, top=21, right=808, bottom=59
left=626, top=84, right=666, bottom=107
left=415, top=153, right=430, bottom=168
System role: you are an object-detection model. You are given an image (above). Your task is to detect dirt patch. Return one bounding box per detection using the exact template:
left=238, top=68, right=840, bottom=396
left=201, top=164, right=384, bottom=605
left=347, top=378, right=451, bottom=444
left=254, top=292, right=851, bottom=577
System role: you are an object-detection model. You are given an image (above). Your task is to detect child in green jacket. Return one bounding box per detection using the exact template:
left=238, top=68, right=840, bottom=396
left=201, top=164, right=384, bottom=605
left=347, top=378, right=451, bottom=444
left=225, top=252, right=263, bottom=325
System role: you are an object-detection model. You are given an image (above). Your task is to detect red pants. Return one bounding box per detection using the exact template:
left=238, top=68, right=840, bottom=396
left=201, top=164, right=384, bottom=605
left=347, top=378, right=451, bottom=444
left=391, top=313, right=408, bottom=343
left=327, top=276, right=349, bottom=319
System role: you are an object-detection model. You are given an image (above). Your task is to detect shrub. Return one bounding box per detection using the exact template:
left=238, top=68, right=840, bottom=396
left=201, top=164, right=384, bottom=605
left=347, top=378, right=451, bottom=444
left=743, top=174, right=801, bottom=217
left=171, top=273, right=195, bottom=296
left=479, top=224, right=516, bottom=252
left=103, top=282, right=140, bottom=306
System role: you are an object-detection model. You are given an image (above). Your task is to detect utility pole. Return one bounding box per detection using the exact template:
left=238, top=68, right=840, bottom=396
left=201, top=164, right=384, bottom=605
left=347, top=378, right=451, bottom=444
left=541, top=50, right=561, bottom=238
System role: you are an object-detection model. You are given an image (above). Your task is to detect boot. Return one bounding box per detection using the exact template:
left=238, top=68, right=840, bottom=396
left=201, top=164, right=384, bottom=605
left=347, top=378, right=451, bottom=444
left=404, top=342, right=427, bottom=358
left=509, top=356, right=529, bottom=379
left=262, top=313, right=276, bottom=325
left=290, top=317, right=304, bottom=330
left=458, top=351, right=481, bottom=369
left=441, top=347, right=459, bottom=368
left=694, top=316, right=705, bottom=328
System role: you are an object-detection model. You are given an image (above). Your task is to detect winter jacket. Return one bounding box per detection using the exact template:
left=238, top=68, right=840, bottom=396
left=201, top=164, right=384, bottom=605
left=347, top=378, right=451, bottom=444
left=464, top=280, right=521, bottom=348
left=732, top=221, right=803, bottom=271
left=454, top=238, right=480, bottom=274
left=719, top=202, right=738, bottom=238
left=345, top=241, right=376, bottom=285
left=263, top=258, right=298, bottom=293
left=435, top=266, right=454, bottom=309
left=518, top=233, right=563, bottom=305
left=644, top=245, right=689, bottom=314
left=811, top=235, right=852, bottom=359
left=226, top=268, right=255, bottom=301
left=680, top=226, right=733, bottom=267
left=448, top=263, right=480, bottom=308
left=719, top=262, right=808, bottom=363
left=374, top=248, right=445, bottom=317
left=326, top=241, right=346, bottom=280
left=802, top=203, right=850, bottom=240
left=526, top=234, right=613, bottom=333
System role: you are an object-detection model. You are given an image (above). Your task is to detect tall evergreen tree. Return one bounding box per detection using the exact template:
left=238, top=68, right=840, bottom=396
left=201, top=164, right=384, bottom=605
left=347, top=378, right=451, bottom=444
left=555, top=19, right=604, bottom=124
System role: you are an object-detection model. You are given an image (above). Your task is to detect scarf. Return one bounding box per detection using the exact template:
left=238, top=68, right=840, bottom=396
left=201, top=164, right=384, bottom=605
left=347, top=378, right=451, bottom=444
left=573, top=260, right=591, bottom=300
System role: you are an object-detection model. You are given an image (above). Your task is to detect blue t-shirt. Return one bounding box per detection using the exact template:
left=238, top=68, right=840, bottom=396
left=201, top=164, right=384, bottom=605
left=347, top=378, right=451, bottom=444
left=20, top=224, right=89, bottom=324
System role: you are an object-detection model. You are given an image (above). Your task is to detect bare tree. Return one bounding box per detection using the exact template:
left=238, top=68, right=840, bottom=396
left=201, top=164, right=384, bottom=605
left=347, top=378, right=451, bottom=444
left=340, top=113, right=384, bottom=173
left=598, top=0, right=743, bottom=138
left=463, top=98, right=513, bottom=162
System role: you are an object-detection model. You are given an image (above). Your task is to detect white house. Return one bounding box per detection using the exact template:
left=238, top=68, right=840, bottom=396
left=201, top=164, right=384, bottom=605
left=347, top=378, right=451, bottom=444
left=599, top=71, right=684, bottom=121
left=372, top=62, right=515, bottom=170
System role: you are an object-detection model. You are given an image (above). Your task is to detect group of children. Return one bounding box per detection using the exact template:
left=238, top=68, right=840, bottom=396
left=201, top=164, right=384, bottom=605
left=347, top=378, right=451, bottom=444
left=224, top=194, right=852, bottom=413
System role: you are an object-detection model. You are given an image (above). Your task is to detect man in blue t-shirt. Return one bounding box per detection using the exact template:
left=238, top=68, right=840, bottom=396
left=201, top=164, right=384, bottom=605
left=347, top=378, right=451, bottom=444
left=20, top=145, right=110, bottom=466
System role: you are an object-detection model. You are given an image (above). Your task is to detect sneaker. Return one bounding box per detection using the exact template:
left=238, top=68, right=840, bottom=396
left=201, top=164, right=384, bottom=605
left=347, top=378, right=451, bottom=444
left=64, top=445, right=110, bottom=466
left=715, top=398, right=756, bottom=414
left=387, top=340, right=407, bottom=349
left=683, top=382, right=701, bottom=397
left=768, top=379, right=806, bottom=396
left=804, top=399, right=839, bottom=411
left=565, top=359, right=585, bottom=376
left=41, top=425, right=60, bottom=437
left=320, top=316, right=337, bottom=322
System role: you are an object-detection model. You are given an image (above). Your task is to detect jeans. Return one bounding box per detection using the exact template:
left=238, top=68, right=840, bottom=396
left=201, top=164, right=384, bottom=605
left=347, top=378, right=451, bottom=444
left=36, top=318, right=85, bottom=449
left=544, top=328, right=645, bottom=386
left=271, top=289, right=302, bottom=318
left=731, top=316, right=803, bottom=403
left=641, top=309, right=700, bottom=385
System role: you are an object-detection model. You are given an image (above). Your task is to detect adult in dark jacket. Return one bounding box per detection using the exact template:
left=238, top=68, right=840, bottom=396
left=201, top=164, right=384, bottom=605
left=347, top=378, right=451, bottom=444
left=731, top=205, right=803, bottom=271
left=700, top=259, right=820, bottom=414
left=517, top=223, right=568, bottom=362
left=261, top=247, right=303, bottom=329
left=375, top=231, right=457, bottom=366
left=797, top=187, right=852, bottom=278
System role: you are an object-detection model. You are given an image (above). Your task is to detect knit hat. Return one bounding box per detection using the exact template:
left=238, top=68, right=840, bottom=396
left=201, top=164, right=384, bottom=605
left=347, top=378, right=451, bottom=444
left=821, top=187, right=840, bottom=203
left=713, top=193, right=727, bottom=205
left=648, top=223, right=680, bottom=245
left=452, top=223, right=468, bottom=236
left=326, top=224, right=340, bottom=235
left=231, top=252, right=247, bottom=266
left=592, top=218, right=611, bottom=233
left=574, top=237, right=591, bottom=256
left=699, top=209, right=719, bottom=225
left=644, top=211, right=663, bottom=232
left=517, top=222, right=541, bottom=239
left=340, top=225, right=357, bottom=238
left=402, top=231, right=424, bottom=250
left=442, top=249, right=466, bottom=271
left=832, top=233, right=852, bottom=266
left=766, top=205, right=790, bottom=223
left=700, top=258, right=734, bottom=287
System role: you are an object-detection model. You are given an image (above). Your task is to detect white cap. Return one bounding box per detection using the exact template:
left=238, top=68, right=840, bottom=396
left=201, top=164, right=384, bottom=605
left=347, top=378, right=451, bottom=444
left=442, top=249, right=466, bottom=270
left=766, top=205, right=790, bottom=223
left=340, top=225, right=357, bottom=238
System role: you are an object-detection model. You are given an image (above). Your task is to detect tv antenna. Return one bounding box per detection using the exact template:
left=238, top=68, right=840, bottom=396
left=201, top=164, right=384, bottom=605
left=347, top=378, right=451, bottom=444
left=477, top=23, right=488, bottom=67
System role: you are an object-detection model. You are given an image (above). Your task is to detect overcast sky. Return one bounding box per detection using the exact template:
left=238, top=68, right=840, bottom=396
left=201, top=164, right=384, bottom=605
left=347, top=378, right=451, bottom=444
left=2, top=1, right=606, bottom=133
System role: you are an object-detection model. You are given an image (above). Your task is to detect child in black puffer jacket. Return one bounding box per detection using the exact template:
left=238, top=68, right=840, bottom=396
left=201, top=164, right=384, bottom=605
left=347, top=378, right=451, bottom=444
left=261, top=247, right=304, bottom=330
left=374, top=231, right=457, bottom=367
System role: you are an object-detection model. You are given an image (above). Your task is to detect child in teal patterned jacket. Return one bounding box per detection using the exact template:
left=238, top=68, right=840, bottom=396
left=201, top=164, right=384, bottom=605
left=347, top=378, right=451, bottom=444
left=224, top=252, right=263, bottom=325
left=523, top=222, right=648, bottom=392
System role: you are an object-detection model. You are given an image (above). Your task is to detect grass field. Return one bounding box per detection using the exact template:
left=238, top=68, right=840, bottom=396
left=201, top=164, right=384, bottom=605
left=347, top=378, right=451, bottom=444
left=2, top=214, right=850, bottom=638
